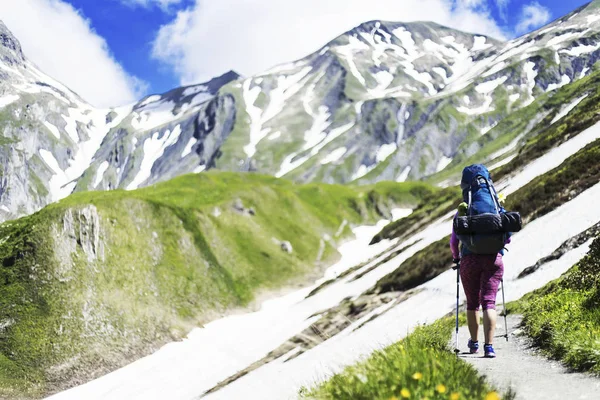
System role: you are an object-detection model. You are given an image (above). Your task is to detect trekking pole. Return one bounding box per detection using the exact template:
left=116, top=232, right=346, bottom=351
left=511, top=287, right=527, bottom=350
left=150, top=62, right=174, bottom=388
left=453, top=261, right=461, bottom=356
left=501, top=279, right=509, bottom=342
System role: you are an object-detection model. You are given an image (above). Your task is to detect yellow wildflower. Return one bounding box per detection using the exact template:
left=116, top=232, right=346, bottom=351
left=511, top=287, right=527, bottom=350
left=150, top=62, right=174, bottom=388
left=389, top=397, right=399, bottom=400
left=436, top=384, right=447, bottom=394
left=412, top=372, right=423, bottom=380
left=485, top=392, right=501, bottom=400
left=450, top=393, right=460, bottom=400
left=401, top=388, right=411, bottom=398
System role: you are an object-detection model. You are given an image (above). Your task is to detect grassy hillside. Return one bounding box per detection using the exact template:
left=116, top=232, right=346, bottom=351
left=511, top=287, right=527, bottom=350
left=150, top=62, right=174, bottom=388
left=511, top=235, right=600, bottom=374
left=302, top=316, right=508, bottom=400
left=0, top=172, right=433, bottom=398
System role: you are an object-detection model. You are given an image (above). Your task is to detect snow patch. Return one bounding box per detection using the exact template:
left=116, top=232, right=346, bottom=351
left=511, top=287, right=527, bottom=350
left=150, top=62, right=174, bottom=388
left=44, top=122, right=61, bottom=140
left=376, top=143, right=397, bottom=163
left=475, top=76, right=508, bottom=94
left=351, top=164, right=376, bottom=181
left=587, top=14, right=600, bottom=24
left=181, top=137, right=198, bottom=158
left=551, top=94, right=588, bottom=125
left=481, top=123, right=498, bottom=136
left=391, top=208, right=413, bottom=221
left=547, top=32, right=581, bottom=48
left=580, top=67, right=590, bottom=79
left=369, top=70, right=394, bottom=97
left=242, top=79, right=266, bottom=158
left=268, top=131, right=281, bottom=141
left=490, top=133, right=526, bottom=161
left=392, top=27, right=418, bottom=59
left=303, top=106, right=331, bottom=150
left=523, top=61, right=538, bottom=106
left=457, top=96, right=494, bottom=115
left=39, top=149, right=62, bottom=175
left=335, top=35, right=369, bottom=86
left=0, top=94, right=19, bottom=109
left=138, top=95, right=161, bottom=107
left=546, top=75, right=571, bottom=92
left=482, top=61, right=506, bottom=78
left=320, top=147, right=347, bottom=165
left=561, top=42, right=600, bottom=56
left=432, top=67, right=448, bottom=81
left=127, top=125, right=182, bottom=190
left=396, top=166, right=411, bottom=182
left=131, top=101, right=177, bottom=132
left=276, top=123, right=354, bottom=178
left=436, top=156, right=452, bottom=172
left=94, top=161, right=109, bottom=188
left=244, top=67, right=313, bottom=157
left=471, top=36, right=491, bottom=51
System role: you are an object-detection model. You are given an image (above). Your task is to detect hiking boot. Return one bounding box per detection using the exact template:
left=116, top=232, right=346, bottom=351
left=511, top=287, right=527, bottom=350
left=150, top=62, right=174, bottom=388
left=468, top=339, right=479, bottom=354
left=484, top=344, right=496, bottom=358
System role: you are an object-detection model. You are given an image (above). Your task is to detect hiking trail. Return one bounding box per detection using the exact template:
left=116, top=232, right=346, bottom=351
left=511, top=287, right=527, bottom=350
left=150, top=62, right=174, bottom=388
left=457, top=315, right=600, bottom=399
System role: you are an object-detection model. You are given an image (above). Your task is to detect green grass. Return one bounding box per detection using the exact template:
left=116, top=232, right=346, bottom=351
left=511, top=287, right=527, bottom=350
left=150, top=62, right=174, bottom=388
left=302, top=316, right=508, bottom=400
left=371, top=187, right=460, bottom=244
left=371, top=237, right=452, bottom=295
left=505, top=138, right=600, bottom=223
left=510, top=235, right=600, bottom=374
left=0, top=172, right=434, bottom=397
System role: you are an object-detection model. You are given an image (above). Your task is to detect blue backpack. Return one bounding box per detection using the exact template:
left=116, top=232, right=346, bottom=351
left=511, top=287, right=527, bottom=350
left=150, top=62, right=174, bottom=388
left=457, top=164, right=508, bottom=255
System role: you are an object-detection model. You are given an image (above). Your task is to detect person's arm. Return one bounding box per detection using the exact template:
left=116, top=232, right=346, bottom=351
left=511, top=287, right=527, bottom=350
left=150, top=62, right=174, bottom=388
left=450, top=230, right=460, bottom=261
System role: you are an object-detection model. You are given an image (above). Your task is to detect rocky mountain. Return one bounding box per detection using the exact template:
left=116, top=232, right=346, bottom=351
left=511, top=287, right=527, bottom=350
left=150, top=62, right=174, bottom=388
left=73, top=71, right=240, bottom=192
left=0, top=21, right=126, bottom=219
left=2, top=2, right=600, bottom=219
left=212, top=2, right=600, bottom=185
left=65, top=0, right=600, bottom=192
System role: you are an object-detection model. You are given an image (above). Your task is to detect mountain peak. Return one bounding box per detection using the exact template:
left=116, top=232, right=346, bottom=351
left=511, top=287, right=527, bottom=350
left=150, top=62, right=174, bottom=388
left=0, top=21, right=25, bottom=68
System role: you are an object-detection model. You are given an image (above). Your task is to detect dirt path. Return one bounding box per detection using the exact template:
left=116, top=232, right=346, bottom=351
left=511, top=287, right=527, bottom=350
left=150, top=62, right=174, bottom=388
left=457, top=315, right=600, bottom=400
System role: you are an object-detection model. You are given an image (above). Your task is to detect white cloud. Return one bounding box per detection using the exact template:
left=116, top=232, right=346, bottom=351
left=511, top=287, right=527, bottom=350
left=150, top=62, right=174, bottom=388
left=2, top=0, right=146, bottom=108
left=516, top=2, right=552, bottom=35
left=152, top=0, right=507, bottom=85
left=119, top=0, right=183, bottom=11
left=495, top=0, right=510, bottom=22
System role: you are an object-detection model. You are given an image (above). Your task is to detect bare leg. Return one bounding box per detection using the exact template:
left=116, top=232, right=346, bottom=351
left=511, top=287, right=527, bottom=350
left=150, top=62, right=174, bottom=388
left=467, top=310, right=479, bottom=342
left=483, top=309, right=497, bottom=344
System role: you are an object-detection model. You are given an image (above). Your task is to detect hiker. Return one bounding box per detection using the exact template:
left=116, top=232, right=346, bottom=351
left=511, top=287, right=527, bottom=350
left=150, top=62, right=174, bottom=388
left=450, top=164, right=512, bottom=359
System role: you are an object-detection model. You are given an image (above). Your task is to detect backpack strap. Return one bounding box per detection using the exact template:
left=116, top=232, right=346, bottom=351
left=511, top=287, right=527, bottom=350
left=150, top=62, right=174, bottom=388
left=483, top=176, right=502, bottom=212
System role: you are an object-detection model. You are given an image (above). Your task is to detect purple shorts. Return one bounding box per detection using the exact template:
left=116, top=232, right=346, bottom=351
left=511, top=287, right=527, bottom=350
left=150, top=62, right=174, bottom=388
left=460, top=254, right=504, bottom=311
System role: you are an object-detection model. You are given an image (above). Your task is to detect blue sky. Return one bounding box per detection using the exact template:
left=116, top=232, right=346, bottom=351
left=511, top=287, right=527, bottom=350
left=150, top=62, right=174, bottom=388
left=63, top=0, right=193, bottom=95
left=3, top=0, right=593, bottom=106
left=78, top=0, right=589, bottom=94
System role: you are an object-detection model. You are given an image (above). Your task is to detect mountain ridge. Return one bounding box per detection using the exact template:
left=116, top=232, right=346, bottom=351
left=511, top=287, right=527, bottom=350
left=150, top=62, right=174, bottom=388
left=2, top=2, right=600, bottom=219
